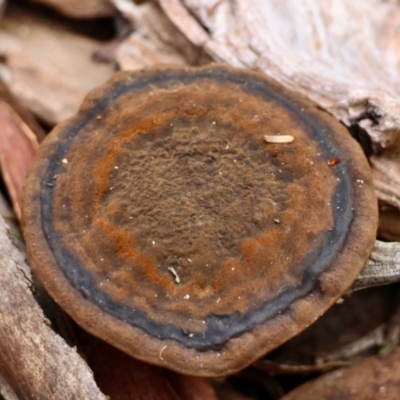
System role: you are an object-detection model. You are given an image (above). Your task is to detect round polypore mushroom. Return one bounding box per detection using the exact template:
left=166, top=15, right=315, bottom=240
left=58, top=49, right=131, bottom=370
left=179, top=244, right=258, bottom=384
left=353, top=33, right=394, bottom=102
left=22, top=65, right=378, bottom=377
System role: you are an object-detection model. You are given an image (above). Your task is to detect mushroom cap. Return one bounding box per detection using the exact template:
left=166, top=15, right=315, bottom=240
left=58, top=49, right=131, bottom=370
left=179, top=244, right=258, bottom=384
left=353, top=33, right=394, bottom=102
left=22, top=65, right=378, bottom=376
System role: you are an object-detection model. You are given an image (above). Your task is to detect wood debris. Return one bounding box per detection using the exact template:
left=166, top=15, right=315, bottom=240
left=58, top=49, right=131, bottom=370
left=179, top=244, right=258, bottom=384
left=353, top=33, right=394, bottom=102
left=111, top=0, right=210, bottom=70
left=0, top=94, right=38, bottom=218
left=168, top=266, right=181, bottom=284
left=264, top=134, right=294, bottom=143
left=0, top=3, right=114, bottom=125
left=27, top=0, right=113, bottom=19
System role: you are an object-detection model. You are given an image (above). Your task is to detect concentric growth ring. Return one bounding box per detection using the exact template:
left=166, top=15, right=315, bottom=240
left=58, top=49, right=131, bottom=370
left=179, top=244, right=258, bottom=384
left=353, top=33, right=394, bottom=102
left=23, top=65, right=378, bottom=376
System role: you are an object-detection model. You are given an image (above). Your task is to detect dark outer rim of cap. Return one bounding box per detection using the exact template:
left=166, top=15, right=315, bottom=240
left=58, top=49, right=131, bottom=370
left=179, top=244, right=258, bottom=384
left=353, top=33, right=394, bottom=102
left=22, top=65, right=378, bottom=376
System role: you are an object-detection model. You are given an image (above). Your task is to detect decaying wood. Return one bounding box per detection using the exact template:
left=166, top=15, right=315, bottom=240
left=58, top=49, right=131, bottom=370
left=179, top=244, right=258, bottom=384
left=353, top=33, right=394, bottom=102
left=27, top=0, right=114, bottom=19
left=351, top=241, right=400, bottom=292
left=0, top=372, right=18, bottom=400
left=0, top=217, right=105, bottom=399
left=259, top=285, right=398, bottom=377
left=111, top=0, right=210, bottom=70
left=0, top=100, right=38, bottom=219
left=212, top=382, right=255, bottom=400
left=371, top=157, right=400, bottom=210
left=80, top=331, right=182, bottom=400
left=158, top=0, right=400, bottom=212
left=255, top=359, right=351, bottom=376
left=384, top=300, right=400, bottom=349
left=378, top=205, right=400, bottom=242
left=0, top=3, right=114, bottom=125
left=79, top=330, right=219, bottom=400
left=314, top=325, right=386, bottom=362
left=281, top=347, right=400, bottom=400
left=166, top=372, right=219, bottom=400
left=0, top=183, right=20, bottom=240
left=0, top=0, right=5, bottom=19
left=0, top=74, right=45, bottom=141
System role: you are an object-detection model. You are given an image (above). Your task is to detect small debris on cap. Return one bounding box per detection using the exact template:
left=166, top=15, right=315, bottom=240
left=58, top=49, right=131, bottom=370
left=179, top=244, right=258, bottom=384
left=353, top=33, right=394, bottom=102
left=168, top=267, right=181, bottom=284
left=264, top=135, right=294, bottom=143
left=327, top=157, right=341, bottom=166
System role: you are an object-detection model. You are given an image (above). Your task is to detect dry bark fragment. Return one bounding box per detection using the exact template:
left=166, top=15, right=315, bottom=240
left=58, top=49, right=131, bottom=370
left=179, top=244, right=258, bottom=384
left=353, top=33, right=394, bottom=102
left=0, top=79, right=45, bottom=142
left=0, top=100, right=38, bottom=219
left=0, top=2, right=114, bottom=125
left=282, top=347, right=400, bottom=400
left=254, top=359, right=351, bottom=375
left=0, top=372, right=18, bottom=400
left=79, top=332, right=181, bottom=400
left=257, top=285, right=397, bottom=375
left=378, top=205, right=400, bottom=242
left=166, top=372, right=219, bottom=400
left=112, top=0, right=210, bottom=70
left=79, top=330, right=219, bottom=400
left=27, top=0, right=114, bottom=19
left=212, top=381, right=255, bottom=400
left=0, top=217, right=105, bottom=400
left=351, top=241, right=400, bottom=291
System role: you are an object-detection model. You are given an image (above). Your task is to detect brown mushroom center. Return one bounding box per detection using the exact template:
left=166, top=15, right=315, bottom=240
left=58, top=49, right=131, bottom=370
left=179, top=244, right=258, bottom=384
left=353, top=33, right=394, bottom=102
left=105, top=118, right=287, bottom=284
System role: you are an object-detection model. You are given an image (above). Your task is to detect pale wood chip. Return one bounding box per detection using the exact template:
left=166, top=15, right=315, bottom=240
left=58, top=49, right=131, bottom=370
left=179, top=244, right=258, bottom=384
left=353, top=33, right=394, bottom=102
left=264, top=135, right=294, bottom=143
left=0, top=218, right=105, bottom=399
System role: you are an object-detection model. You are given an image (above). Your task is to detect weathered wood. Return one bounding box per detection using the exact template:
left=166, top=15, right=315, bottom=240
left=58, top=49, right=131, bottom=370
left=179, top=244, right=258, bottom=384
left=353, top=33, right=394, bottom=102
left=0, top=100, right=38, bottom=219
left=158, top=0, right=400, bottom=213
left=282, top=347, right=400, bottom=399
left=0, top=373, right=18, bottom=400
left=0, top=217, right=105, bottom=400
left=112, top=0, right=210, bottom=70
left=27, top=0, right=114, bottom=19
left=0, top=3, right=114, bottom=125
left=0, top=80, right=45, bottom=142
left=352, top=241, right=400, bottom=292
left=79, top=330, right=219, bottom=400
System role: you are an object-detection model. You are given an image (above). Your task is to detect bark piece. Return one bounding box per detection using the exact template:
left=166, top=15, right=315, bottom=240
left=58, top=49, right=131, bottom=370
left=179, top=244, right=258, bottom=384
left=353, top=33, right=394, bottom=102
left=27, top=0, right=114, bottom=19
left=0, top=373, right=18, bottom=400
left=166, top=372, right=219, bottom=400
left=112, top=0, right=210, bottom=70
left=0, top=3, right=114, bottom=125
left=257, top=285, right=397, bottom=374
left=79, top=332, right=181, bottom=400
left=378, top=205, right=400, bottom=242
left=79, top=330, right=219, bottom=400
left=0, top=73, right=45, bottom=141
left=0, top=217, right=105, bottom=399
left=352, top=241, right=400, bottom=291
left=282, top=347, right=400, bottom=400
left=0, top=100, right=38, bottom=218
left=159, top=0, right=400, bottom=211
left=0, top=185, right=22, bottom=250
left=212, top=381, right=255, bottom=400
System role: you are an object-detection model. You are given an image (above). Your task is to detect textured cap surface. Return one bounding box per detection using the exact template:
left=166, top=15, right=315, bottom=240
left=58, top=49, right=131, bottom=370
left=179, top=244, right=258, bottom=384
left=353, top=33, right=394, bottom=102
left=22, top=65, right=378, bottom=376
